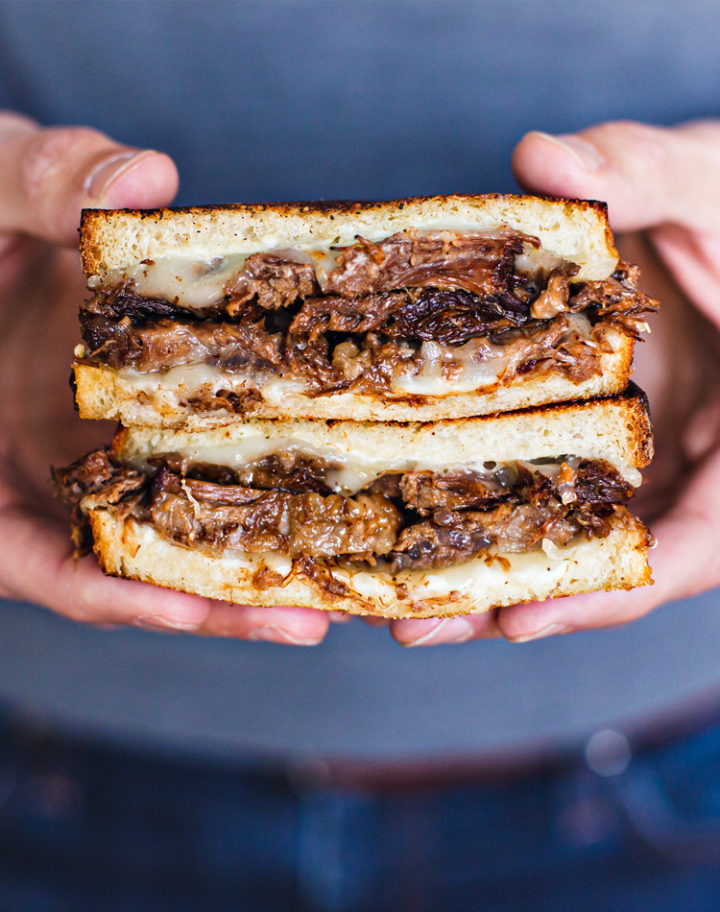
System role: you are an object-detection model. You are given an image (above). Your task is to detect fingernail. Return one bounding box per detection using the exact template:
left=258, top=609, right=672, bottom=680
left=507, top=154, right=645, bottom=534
left=133, top=614, right=201, bottom=633
left=534, top=132, right=604, bottom=171
left=510, top=622, right=569, bottom=643
left=406, top=617, right=474, bottom=647
left=84, top=149, right=152, bottom=201
left=246, top=625, right=322, bottom=646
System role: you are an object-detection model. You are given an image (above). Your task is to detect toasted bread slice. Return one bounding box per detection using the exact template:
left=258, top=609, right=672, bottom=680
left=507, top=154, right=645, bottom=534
left=80, top=194, right=618, bottom=283
left=73, top=326, right=635, bottom=427
left=88, top=511, right=651, bottom=619
left=114, top=385, right=653, bottom=483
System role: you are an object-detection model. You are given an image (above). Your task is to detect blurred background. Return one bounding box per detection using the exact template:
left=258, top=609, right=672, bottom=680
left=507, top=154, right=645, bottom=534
left=2, top=1, right=720, bottom=909
left=3, top=1, right=719, bottom=204
left=0, top=0, right=719, bottom=758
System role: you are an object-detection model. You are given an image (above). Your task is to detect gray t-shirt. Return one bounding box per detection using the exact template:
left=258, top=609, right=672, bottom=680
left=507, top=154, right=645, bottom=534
left=2, top=0, right=719, bottom=760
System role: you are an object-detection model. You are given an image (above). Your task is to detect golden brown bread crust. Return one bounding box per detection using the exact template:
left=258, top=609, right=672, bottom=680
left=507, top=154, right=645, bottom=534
left=87, top=511, right=652, bottom=619
left=81, top=193, right=610, bottom=223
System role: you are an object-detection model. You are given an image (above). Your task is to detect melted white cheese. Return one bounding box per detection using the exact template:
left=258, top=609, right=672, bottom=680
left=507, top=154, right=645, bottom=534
left=126, top=431, right=641, bottom=496
left=391, top=339, right=507, bottom=395
left=128, top=433, right=427, bottom=494
left=92, top=232, right=574, bottom=311
left=325, top=539, right=583, bottom=603
left=96, top=254, right=248, bottom=310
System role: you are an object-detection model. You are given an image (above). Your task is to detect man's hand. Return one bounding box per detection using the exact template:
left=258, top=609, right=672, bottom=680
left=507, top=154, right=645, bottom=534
left=0, top=113, right=330, bottom=644
left=392, top=120, right=720, bottom=646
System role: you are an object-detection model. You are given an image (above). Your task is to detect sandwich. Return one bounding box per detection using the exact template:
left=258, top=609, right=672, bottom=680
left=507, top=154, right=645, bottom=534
left=54, top=388, right=654, bottom=619
left=73, top=195, right=654, bottom=429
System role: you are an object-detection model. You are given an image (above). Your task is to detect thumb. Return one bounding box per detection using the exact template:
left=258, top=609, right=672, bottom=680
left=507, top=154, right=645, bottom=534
left=512, top=119, right=720, bottom=233
left=0, top=112, right=178, bottom=247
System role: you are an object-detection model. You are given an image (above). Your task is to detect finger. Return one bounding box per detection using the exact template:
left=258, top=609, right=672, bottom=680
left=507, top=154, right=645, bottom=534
left=495, top=449, right=720, bottom=641
left=512, top=119, right=720, bottom=233
left=0, top=503, right=328, bottom=644
left=199, top=601, right=330, bottom=644
left=649, top=223, right=720, bottom=330
left=0, top=503, right=211, bottom=628
left=390, top=611, right=501, bottom=646
left=0, top=112, right=178, bottom=246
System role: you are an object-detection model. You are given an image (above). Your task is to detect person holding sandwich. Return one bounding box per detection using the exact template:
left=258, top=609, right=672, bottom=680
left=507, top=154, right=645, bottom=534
left=2, top=2, right=720, bottom=908
left=1, top=119, right=716, bottom=643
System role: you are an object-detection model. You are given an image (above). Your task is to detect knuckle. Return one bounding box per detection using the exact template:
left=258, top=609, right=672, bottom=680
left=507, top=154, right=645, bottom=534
left=19, top=126, right=108, bottom=205
left=585, top=120, right=668, bottom=175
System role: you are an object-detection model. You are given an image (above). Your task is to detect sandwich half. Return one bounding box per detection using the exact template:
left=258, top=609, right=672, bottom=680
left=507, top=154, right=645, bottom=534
left=54, top=388, right=654, bottom=619
left=73, top=194, right=654, bottom=428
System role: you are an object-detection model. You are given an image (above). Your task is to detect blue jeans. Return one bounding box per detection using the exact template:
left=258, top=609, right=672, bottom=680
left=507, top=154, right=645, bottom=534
left=2, top=715, right=720, bottom=911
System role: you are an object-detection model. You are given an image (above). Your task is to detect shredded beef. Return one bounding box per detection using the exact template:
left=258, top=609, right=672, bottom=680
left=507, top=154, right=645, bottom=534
left=399, top=469, right=513, bottom=515
left=530, top=264, right=580, bottom=319
left=52, top=448, right=139, bottom=507
left=497, top=314, right=609, bottom=384
left=288, top=291, right=408, bottom=340
left=367, top=473, right=404, bottom=499
left=293, top=285, right=530, bottom=347
left=79, top=310, right=613, bottom=395
left=79, top=282, right=653, bottom=396
left=384, top=287, right=530, bottom=341
left=388, top=488, right=617, bottom=571
left=80, top=223, right=655, bottom=395
left=233, top=453, right=337, bottom=493
left=569, top=263, right=647, bottom=317
left=290, top=556, right=351, bottom=597
left=386, top=459, right=632, bottom=570
left=184, top=387, right=263, bottom=415
left=81, top=315, right=289, bottom=373
left=389, top=514, right=494, bottom=571
left=52, top=449, right=147, bottom=552
left=83, top=287, right=227, bottom=323
left=321, top=229, right=534, bottom=303
left=570, top=458, right=635, bottom=506
left=225, top=254, right=318, bottom=314
left=289, top=284, right=530, bottom=344
left=56, top=449, right=638, bottom=571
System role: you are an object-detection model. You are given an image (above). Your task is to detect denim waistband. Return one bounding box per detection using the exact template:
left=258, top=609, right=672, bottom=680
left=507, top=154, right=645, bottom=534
left=3, top=712, right=720, bottom=911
